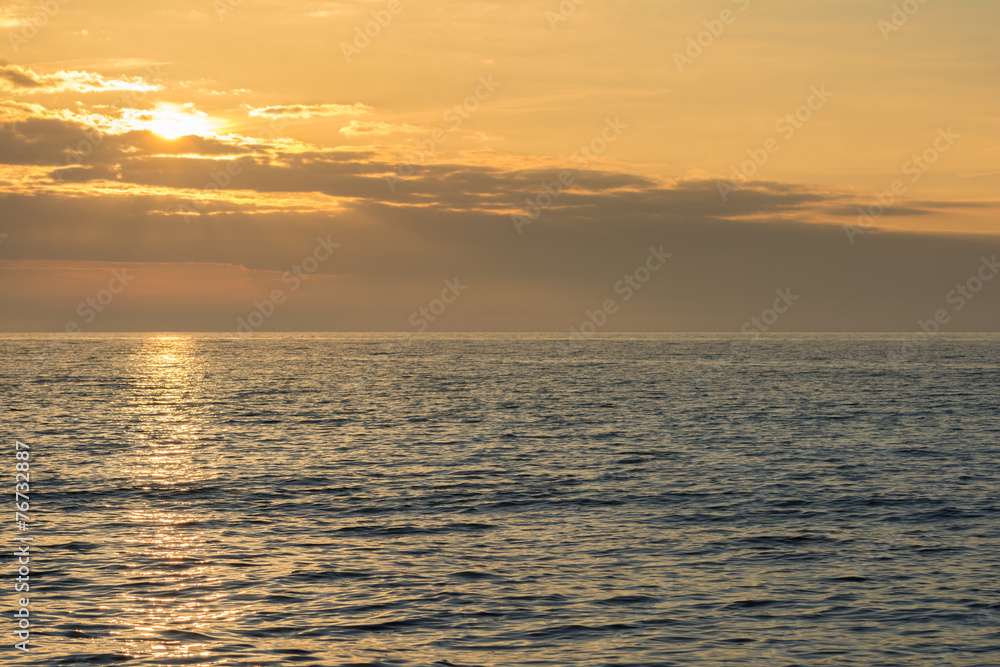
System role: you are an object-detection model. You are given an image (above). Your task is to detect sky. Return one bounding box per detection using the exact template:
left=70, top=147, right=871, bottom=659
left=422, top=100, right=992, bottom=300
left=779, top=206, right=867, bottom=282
left=1, top=0, right=998, bottom=332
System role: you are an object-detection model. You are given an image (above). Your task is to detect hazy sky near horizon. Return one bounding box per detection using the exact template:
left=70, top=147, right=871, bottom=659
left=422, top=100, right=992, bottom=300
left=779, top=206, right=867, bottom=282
left=1, top=0, right=999, bottom=332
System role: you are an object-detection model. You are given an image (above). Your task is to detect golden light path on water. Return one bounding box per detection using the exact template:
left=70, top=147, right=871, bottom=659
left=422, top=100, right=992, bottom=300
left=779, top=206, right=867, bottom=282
left=111, top=336, right=237, bottom=663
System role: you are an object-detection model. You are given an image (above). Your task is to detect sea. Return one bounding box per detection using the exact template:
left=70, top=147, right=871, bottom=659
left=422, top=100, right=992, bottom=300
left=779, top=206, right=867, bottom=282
left=2, top=333, right=999, bottom=666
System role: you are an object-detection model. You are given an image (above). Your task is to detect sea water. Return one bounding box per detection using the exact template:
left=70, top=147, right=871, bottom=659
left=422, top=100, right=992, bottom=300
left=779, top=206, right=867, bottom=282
left=2, top=333, right=998, bottom=665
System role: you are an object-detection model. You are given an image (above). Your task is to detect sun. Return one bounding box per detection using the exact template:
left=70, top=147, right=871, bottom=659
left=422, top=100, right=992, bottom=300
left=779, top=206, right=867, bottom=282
left=148, top=104, right=216, bottom=140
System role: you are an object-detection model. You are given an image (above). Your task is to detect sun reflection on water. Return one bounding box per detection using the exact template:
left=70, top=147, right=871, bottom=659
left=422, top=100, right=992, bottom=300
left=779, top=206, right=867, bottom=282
left=116, top=336, right=208, bottom=487
left=110, top=336, right=246, bottom=662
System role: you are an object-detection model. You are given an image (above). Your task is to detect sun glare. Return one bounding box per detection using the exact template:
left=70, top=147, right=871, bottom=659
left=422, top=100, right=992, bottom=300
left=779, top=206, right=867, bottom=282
left=148, top=104, right=216, bottom=140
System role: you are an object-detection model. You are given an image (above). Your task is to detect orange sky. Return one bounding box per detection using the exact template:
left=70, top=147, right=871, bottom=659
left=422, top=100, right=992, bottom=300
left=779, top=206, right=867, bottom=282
left=1, top=0, right=999, bottom=332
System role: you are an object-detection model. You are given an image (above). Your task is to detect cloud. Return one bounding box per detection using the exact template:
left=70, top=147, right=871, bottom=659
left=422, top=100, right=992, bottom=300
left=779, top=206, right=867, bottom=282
left=3, top=185, right=1000, bottom=332
left=0, top=103, right=946, bottom=230
left=0, top=102, right=978, bottom=237
left=0, top=64, right=42, bottom=89
left=0, top=115, right=255, bottom=168
left=2, top=100, right=1000, bottom=331
left=247, top=103, right=372, bottom=119
left=0, top=4, right=29, bottom=29
left=339, top=120, right=424, bottom=136
left=0, top=65, right=161, bottom=94
left=0, top=100, right=48, bottom=120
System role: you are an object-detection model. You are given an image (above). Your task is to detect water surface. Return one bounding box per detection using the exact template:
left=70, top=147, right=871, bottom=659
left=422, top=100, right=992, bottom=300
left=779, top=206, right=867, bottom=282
left=3, top=333, right=999, bottom=665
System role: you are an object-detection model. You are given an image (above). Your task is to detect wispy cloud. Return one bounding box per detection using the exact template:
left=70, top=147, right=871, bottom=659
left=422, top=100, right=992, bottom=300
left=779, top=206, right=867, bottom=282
left=247, top=103, right=372, bottom=119
left=0, top=65, right=162, bottom=94
left=339, top=120, right=423, bottom=136
left=0, top=3, right=28, bottom=29
left=0, top=101, right=969, bottom=229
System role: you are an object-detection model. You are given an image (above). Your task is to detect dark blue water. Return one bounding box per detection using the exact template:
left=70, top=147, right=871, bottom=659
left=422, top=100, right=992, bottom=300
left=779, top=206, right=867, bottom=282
left=3, top=333, right=999, bottom=665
